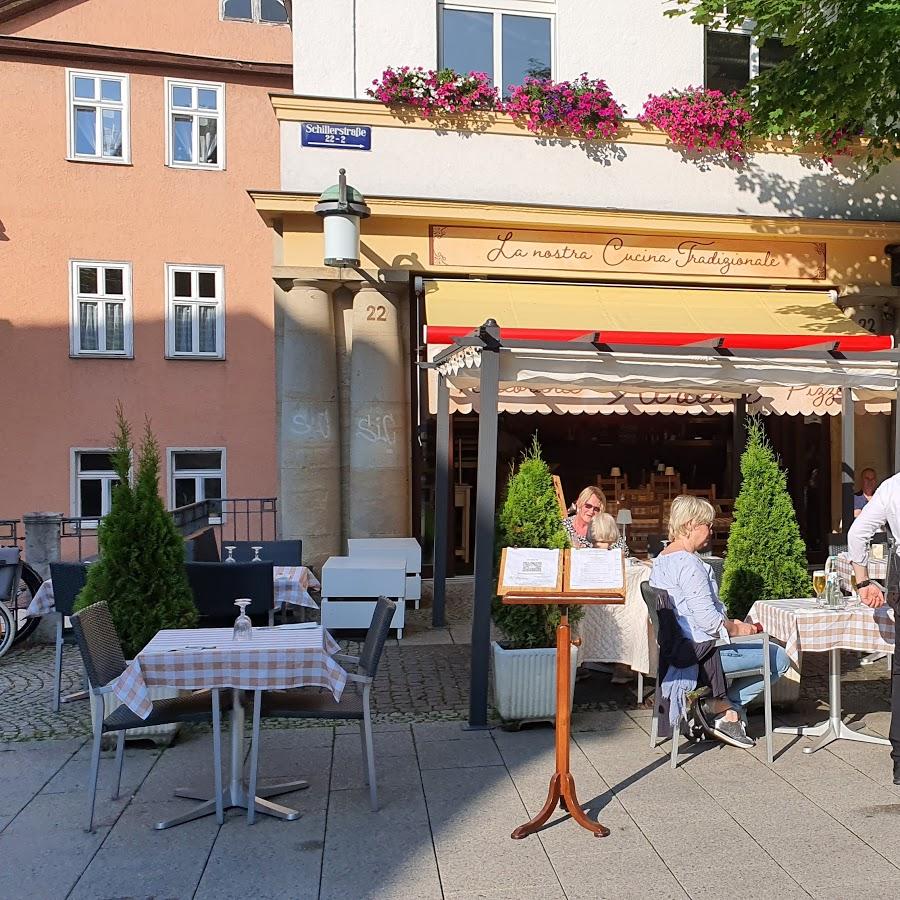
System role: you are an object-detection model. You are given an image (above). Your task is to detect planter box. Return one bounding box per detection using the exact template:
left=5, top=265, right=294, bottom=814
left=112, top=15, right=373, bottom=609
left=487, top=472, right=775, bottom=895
left=91, top=682, right=182, bottom=748
left=492, top=641, right=578, bottom=724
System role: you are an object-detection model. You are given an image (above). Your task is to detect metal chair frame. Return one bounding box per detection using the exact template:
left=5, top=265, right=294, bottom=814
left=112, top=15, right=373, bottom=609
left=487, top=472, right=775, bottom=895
left=48, top=562, right=89, bottom=711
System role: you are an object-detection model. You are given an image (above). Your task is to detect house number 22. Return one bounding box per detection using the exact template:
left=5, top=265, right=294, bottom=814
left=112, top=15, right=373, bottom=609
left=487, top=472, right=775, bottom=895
left=366, top=305, right=387, bottom=321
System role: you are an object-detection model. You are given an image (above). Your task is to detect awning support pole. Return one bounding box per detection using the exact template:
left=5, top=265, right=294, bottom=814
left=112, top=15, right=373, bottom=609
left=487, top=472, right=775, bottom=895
left=469, top=323, right=501, bottom=728
left=432, top=376, right=450, bottom=628
left=732, top=396, right=747, bottom=498
left=894, top=364, right=900, bottom=476
left=842, top=389, right=855, bottom=536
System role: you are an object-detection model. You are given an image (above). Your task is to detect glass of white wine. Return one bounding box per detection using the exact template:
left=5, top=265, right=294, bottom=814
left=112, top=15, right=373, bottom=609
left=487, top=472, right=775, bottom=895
left=812, top=570, right=827, bottom=602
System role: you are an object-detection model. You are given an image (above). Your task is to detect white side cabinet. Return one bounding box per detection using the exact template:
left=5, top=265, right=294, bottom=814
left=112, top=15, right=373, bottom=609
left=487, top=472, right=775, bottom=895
left=320, top=555, right=407, bottom=639
left=347, top=538, right=422, bottom=609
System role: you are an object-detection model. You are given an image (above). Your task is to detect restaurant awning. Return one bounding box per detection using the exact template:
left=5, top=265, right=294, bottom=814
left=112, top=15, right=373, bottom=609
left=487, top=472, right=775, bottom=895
left=424, top=279, right=891, bottom=353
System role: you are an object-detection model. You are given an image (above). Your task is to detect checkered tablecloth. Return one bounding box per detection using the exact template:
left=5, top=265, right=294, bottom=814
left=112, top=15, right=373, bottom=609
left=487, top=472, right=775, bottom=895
left=274, top=565, right=320, bottom=611
left=833, top=553, right=889, bottom=594
left=747, top=598, right=895, bottom=666
left=26, top=580, right=54, bottom=617
left=111, top=625, right=346, bottom=720
left=26, top=566, right=321, bottom=617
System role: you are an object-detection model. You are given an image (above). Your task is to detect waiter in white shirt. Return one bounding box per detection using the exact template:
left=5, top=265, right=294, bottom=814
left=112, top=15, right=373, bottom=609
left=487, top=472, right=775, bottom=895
left=848, top=472, right=900, bottom=782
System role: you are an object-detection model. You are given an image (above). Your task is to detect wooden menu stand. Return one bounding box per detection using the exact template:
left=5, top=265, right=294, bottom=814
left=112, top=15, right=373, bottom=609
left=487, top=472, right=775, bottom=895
left=500, top=549, right=625, bottom=840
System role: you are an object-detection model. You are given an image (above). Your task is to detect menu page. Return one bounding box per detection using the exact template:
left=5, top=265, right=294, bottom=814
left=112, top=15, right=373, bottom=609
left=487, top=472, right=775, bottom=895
left=567, top=548, right=625, bottom=592
left=499, top=548, right=562, bottom=592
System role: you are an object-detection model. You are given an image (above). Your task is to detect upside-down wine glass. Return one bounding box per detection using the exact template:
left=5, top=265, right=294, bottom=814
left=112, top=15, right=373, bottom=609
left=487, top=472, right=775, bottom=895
left=251, top=546, right=263, bottom=562
left=224, top=546, right=237, bottom=563
left=233, top=598, right=253, bottom=641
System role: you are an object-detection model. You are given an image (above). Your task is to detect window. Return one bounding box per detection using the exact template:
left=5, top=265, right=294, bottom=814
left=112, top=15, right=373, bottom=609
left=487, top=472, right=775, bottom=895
left=165, top=79, right=224, bottom=169
left=705, top=27, right=793, bottom=93
left=222, top=0, right=288, bottom=23
left=169, top=450, right=225, bottom=510
left=73, top=450, right=120, bottom=523
left=440, top=5, right=552, bottom=94
left=165, top=265, right=225, bottom=358
left=69, top=261, right=132, bottom=357
left=66, top=69, right=130, bottom=163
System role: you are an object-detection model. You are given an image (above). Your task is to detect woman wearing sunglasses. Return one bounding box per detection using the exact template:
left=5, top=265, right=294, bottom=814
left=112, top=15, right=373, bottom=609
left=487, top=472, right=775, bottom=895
left=562, top=485, right=628, bottom=554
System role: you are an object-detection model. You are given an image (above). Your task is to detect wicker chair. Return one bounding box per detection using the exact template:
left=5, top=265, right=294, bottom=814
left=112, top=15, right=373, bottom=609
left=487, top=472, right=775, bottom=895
left=70, top=601, right=224, bottom=832
left=246, top=597, right=397, bottom=821
left=48, top=562, right=88, bottom=711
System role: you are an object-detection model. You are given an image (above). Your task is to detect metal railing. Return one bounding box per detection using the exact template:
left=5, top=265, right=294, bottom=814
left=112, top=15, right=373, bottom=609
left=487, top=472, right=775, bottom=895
left=0, top=519, right=20, bottom=545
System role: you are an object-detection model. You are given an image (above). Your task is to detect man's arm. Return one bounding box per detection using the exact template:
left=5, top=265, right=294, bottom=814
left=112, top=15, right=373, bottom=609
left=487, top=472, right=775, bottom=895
left=848, top=484, right=889, bottom=607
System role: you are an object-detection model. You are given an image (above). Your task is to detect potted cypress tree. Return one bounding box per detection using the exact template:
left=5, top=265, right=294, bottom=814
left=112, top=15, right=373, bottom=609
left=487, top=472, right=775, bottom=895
left=76, top=405, right=198, bottom=741
left=720, top=417, right=811, bottom=704
left=491, top=438, right=582, bottom=723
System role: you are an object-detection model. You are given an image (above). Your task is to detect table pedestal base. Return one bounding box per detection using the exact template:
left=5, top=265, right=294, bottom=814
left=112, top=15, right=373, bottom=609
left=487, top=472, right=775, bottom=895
left=774, top=647, right=890, bottom=755
left=154, top=688, right=308, bottom=830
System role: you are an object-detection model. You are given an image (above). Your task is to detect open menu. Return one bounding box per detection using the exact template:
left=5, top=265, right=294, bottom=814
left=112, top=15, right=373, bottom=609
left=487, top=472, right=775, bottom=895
left=497, top=548, right=563, bottom=594
left=564, top=548, right=626, bottom=597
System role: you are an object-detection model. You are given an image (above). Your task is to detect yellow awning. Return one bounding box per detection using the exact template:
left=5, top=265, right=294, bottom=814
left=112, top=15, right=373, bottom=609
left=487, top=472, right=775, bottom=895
left=424, top=280, right=887, bottom=352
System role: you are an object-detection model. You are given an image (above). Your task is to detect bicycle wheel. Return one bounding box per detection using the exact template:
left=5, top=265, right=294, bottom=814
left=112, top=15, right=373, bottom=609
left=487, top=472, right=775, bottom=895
left=11, top=563, right=42, bottom=645
left=0, top=600, right=15, bottom=657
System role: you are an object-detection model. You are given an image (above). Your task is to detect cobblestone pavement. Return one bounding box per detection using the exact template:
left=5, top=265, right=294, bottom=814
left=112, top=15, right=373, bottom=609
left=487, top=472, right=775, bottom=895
left=1, top=578, right=894, bottom=742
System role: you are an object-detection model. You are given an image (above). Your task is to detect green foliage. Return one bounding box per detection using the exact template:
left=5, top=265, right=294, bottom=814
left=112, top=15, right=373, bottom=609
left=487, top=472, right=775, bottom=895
left=75, top=404, right=197, bottom=658
left=492, top=437, right=578, bottom=648
left=720, top=417, right=811, bottom=619
left=668, top=0, right=900, bottom=172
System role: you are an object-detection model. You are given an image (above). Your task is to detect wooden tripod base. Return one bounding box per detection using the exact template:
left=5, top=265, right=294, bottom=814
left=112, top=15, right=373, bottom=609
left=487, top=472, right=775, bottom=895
left=511, top=772, right=609, bottom=839
left=503, top=600, right=619, bottom=840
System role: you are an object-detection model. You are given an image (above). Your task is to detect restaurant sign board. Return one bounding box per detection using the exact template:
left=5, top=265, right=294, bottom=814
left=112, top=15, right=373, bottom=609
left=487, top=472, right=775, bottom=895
left=429, top=225, right=826, bottom=281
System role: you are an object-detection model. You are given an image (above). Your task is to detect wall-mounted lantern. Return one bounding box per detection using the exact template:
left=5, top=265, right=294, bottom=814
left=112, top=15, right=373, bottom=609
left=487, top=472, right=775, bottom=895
left=315, top=168, right=371, bottom=267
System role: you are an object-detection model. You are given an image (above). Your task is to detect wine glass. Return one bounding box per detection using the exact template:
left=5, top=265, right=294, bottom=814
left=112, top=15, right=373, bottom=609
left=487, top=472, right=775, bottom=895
left=233, top=599, right=253, bottom=641
left=812, top=570, right=826, bottom=603
left=251, top=546, right=263, bottom=562
left=224, top=546, right=237, bottom=563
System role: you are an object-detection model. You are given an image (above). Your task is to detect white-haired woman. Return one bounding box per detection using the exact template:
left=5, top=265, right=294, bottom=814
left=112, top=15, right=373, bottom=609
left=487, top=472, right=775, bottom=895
left=563, top=485, right=629, bottom=555
left=650, top=495, right=789, bottom=748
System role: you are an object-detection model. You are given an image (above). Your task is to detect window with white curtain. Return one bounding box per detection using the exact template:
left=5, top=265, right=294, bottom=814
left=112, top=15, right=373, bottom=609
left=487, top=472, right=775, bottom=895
left=69, top=261, right=132, bottom=357
left=222, top=0, right=288, bottom=23
left=66, top=69, right=130, bottom=163
left=165, top=265, right=225, bottom=358
left=165, top=79, right=225, bottom=169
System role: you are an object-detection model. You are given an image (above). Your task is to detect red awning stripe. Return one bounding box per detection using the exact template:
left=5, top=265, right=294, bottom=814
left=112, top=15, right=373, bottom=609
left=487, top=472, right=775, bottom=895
left=425, top=325, right=892, bottom=353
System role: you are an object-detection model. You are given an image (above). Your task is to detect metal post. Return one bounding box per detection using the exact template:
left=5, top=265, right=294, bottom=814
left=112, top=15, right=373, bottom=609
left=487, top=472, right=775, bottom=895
left=732, top=396, right=747, bottom=498
left=894, top=365, right=900, bottom=475
left=469, top=329, right=501, bottom=728
left=842, top=388, right=855, bottom=535
left=432, top=377, right=450, bottom=628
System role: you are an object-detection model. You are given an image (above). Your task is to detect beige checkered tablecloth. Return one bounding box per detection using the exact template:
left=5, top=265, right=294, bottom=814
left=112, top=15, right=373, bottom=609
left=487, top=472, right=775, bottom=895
left=111, top=625, right=347, bottom=719
left=274, top=565, right=320, bottom=611
left=833, top=553, right=889, bottom=594
left=747, top=598, right=895, bottom=666
left=26, top=579, right=55, bottom=617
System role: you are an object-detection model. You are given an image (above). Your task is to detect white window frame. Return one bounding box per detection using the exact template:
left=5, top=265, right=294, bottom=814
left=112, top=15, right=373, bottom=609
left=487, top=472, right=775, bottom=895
left=705, top=21, right=781, bottom=89
left=66, top=68, right=131, bottom=164
left=69, top=260, right=133, bottom=358
left=164, top=78, right=226, bottom=170
left=220, top=0, right=289, bottom=25
left=71, top=448, right=125, bottom=527
left=167, top=448, right=227, bottom=519
left=439, top=3, right=556, bottom=91
left=164, top=264, right=226, bottom=359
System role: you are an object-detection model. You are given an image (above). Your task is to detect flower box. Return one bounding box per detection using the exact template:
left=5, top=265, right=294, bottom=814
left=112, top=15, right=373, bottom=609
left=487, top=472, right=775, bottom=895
left=492, top=641, right=578, bottom=724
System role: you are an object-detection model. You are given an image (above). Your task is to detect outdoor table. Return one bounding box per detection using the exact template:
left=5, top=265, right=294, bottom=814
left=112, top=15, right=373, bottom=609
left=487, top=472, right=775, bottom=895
left=110, top=624, right=347, bottom=828
left=747, top=598, right=894, bottom=754
left=25, top=564, right=321, bottom=618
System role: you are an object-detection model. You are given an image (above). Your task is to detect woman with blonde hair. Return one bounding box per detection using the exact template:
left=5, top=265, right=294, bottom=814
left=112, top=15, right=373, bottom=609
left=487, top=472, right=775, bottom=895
left=562, top=485, right=629, bottom=555
left=650, top=495, right=789, bottom=748
left=589, top=513, right=620, bottom=549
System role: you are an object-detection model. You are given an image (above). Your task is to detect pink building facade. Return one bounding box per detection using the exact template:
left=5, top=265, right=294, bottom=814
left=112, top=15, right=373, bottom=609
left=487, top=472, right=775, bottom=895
left=0, top=0, right=290, bottom=521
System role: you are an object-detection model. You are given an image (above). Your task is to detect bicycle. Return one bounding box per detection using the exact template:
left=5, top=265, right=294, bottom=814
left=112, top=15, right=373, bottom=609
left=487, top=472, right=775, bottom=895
left=0, top=521, right=44, bottom=657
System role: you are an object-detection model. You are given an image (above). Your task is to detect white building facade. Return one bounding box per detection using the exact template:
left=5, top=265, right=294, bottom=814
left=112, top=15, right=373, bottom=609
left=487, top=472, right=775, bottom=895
left=254, top=0, right=900, bottom=566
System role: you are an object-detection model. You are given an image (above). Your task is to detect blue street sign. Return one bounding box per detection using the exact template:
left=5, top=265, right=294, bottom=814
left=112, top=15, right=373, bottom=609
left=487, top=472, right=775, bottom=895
left=301, top=122, right=372, bottom=151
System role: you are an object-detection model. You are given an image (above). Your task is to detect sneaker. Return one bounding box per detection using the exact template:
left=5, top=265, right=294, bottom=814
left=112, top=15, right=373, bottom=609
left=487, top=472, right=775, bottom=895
left=710, top=715, right=756, bottom=749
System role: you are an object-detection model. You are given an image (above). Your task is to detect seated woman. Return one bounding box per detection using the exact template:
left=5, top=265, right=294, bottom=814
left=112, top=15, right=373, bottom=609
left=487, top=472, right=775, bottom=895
left=650, top=495, right=790, bottom=748
left=563, top=486, right=629, bottom=556
left=589, top=513, right=620, bottom=550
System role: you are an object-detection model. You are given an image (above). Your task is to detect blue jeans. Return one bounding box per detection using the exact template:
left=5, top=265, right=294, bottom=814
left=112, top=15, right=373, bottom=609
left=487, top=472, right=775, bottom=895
left=719, top=642, right=790, bottom=710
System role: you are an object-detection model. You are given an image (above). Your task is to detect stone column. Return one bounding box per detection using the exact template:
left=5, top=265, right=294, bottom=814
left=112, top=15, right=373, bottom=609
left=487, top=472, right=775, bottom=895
left=277, top=280, right=341, bottom=569
left=348, top=280, right=410, bottom=537
left=23, top=511, right=62, bottom=643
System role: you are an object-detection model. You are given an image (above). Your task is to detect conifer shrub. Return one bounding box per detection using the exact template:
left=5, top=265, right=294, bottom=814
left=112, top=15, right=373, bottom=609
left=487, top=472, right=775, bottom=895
left=75, top=405, right=197, bottom=657
left=720, top=417, right=812, bottom=620
left=492, top=437, right=579, bottom=648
